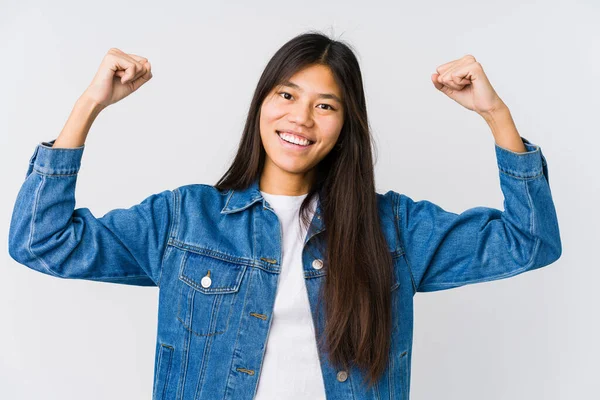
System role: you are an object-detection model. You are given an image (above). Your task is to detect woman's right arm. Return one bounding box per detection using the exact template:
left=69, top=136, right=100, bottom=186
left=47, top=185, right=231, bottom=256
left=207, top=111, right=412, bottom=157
left=53, top=46, right=153, bottom=149
left=51, top=95, right=104, bottom=148
left=8, top=49, right=176, bottom=287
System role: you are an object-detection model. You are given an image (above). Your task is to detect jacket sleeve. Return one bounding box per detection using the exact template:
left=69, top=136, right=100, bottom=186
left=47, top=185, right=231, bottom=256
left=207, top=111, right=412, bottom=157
left=8, top=139, right=176, bottom=287
left=395, top=136, right=562, bottom=293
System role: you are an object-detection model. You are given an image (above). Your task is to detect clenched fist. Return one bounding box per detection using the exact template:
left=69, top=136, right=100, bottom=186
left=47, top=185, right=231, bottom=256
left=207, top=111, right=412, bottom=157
left=83, top=48, right=153, bottom=109
left=431, top=55, right=506, bottom=117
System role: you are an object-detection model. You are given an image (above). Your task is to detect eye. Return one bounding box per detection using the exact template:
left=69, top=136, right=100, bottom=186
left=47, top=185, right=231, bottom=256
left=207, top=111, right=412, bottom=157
left=278, top=91, right=293, bottom=100
left=317, top=104, right=335, bottom=111
left=277, top=92, right=336, bottom=111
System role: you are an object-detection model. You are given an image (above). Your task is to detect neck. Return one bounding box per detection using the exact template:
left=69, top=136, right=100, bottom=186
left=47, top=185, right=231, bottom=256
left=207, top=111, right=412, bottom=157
left=259, top=163, right=315, bottom=195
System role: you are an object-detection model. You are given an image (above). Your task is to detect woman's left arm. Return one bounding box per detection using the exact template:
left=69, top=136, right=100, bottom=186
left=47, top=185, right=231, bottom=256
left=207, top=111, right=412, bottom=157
left=396, top=134, right=560, bottom=293
left=394, top=56, right=562, bottom=293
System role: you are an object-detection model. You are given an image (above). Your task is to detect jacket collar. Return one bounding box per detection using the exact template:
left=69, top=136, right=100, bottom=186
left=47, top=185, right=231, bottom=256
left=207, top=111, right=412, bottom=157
left=220, top=176, right=324, bottom=238
left=221, top=176, right=264, bottom=214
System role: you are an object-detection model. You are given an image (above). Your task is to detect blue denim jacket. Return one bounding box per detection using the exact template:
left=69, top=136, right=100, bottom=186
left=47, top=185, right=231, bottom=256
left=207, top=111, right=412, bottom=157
left=8, top=136, right=561, bottom=400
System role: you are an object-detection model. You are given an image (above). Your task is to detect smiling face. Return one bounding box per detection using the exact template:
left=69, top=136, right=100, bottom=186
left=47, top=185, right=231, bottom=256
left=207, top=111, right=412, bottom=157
left=258, top=64, right=345, bottom=194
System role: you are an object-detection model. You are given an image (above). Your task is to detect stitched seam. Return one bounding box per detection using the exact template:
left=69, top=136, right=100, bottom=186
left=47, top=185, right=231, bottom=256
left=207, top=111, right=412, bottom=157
left=179, top=274, right=240, bottom=293
left=394, top=193, right=417, bottom=295
left=222, top=189, right=234, bottom=212
left=194, top=317, right=216, bottom=400
left=27, top=175, right=60, bottom=277
left=401, top=351, right=408, bottom=400
left=226, top=265, right=255, bottom=397
left=498, top=169, right=543, bottom=180
left=161, top=346, right=173, bottom=400
left=33, top=169, right=79, bottom=177
left=153, top=343, right=163, bottom=396
left=172, top=187, right=181, bottom=240
left=390, top=344, right=395, bottom=399
left=158, top=189, right=178, bottom=288
left=176, top=253, right=193, bottom=400
left=197, top=286, right=233, bottom=396
left=176, top=310, right=192, bottom=400
left=168, top=241, right=254, bottom=266
left=524, top=178, right=541, bottom=267
left=419, top=266, right=529, bottom=289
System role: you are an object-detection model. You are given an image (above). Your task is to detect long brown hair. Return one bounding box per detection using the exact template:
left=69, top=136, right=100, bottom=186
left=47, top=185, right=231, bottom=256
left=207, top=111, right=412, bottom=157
left=214, top=30, right=394, bottom=388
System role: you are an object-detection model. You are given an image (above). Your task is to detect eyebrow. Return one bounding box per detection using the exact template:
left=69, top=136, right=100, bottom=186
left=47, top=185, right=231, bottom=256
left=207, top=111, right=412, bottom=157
left=280, top=80, right=342, bottom=104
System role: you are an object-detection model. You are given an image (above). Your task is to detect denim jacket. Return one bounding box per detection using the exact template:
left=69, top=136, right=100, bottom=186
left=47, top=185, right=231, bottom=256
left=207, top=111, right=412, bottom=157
left=8, top=136, right=562, bottom=400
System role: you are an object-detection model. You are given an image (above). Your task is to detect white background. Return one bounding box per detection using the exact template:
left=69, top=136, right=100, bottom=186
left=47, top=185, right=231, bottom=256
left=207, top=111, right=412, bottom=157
left=1, top=0, right=598, bottom=399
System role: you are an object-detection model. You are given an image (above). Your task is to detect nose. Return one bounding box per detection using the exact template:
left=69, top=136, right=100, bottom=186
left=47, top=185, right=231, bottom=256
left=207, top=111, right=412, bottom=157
left=287, top=102, right=313, bottom=127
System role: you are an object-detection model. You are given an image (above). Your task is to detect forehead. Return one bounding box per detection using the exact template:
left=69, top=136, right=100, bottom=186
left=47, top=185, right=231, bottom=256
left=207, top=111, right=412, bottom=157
left=276, top=64, right=342, bottom=102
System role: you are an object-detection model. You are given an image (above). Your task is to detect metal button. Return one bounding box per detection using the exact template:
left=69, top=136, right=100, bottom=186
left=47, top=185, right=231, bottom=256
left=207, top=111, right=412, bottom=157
left=312, top=259, right=323, bottom=270
left=201, top=271, right=212, bottom=288
left=336, top=370, right=348, bottom=382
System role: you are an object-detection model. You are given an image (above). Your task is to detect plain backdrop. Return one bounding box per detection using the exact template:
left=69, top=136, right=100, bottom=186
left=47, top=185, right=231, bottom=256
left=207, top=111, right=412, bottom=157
left=1, top=1, right=598, bottom=399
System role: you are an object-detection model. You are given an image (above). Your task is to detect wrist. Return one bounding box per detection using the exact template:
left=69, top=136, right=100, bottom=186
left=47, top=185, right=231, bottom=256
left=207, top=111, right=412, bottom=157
left=480, top=101, right=510, bottom=124
left=480, top=105, right=527, bottom=153
left=52, top=95, right=103, bottom=149
left=76, top=94, right=106, bottom=115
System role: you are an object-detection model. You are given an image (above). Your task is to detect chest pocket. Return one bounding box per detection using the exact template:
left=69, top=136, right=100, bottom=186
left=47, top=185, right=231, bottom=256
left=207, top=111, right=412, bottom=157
left=176, top=250, right=248, bottom=337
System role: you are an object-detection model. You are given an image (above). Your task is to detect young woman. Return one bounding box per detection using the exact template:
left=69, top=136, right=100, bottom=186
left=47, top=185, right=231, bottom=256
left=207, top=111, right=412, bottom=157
left=8, top=31, right=562, bottom=400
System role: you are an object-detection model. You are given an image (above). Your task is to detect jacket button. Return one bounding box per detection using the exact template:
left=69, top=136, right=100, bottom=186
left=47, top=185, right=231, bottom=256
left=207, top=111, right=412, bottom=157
left=201, top=275, right=212, bottom=288
left=312, top=259, right=323, bottom=270
left=336, top=370, right=348, bottom=382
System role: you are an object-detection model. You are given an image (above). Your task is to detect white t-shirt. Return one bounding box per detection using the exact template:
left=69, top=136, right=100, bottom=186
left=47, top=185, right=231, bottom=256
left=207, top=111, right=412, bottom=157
left=254, top=190, right=327, bottom=400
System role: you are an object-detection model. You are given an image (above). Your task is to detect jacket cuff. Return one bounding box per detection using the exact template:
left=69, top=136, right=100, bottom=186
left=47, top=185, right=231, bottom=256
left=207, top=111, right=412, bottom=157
left=495, top=136, right=547, bottom=179
left=28, top=139, right=85, bottom=176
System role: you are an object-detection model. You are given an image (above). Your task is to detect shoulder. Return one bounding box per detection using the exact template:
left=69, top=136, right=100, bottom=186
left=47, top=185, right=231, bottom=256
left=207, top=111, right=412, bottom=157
left=375, top=190, right=403, bottom=222
left=376, top=190, right=429, bottom=221
left=174, top=183, right=229, bottom=195
left=376, top=189, right=402, bottom=208
left=172, top=183, right=230, bottom=205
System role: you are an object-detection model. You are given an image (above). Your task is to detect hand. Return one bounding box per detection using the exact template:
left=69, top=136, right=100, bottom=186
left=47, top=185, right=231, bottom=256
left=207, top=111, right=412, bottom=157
left=431, top=55, right=506, bottom=116
left=82, top=48, right=153, bottom=109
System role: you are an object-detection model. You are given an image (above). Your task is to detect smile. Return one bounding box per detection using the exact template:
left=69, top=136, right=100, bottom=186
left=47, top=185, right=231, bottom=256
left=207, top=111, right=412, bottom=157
left=276, top=131, right=315, bottom=149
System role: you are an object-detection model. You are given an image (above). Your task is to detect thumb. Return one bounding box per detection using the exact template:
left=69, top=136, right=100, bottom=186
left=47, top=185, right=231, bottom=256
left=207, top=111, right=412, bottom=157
left=431, top=73, right=444, bottom=91
left=431, top=73, right=456, bottom=99
left=128, top=61, right=153, bottom=91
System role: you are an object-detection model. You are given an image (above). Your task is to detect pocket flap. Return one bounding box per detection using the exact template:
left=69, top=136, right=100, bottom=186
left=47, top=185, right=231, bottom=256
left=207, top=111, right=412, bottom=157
left=179, top=251, right=247, bottom=294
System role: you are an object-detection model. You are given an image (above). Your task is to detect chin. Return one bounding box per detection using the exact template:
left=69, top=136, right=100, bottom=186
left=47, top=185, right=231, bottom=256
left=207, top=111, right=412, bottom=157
left=272, top=158, right=312, bottom=174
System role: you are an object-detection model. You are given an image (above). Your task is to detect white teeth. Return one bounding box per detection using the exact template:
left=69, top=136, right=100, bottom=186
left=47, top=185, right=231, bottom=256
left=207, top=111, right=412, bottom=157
left=277, top=131, right=312, bottom=146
